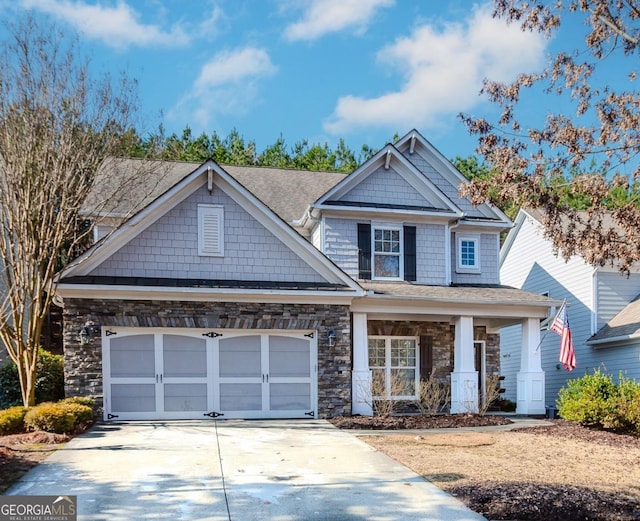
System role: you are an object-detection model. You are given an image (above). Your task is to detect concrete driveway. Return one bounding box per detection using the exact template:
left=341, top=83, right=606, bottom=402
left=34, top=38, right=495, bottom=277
left=7, top=420, right=485, bottom=521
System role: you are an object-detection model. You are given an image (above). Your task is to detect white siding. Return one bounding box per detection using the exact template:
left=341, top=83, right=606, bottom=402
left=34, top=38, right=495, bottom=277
left=500, top=213, right=595, bottom=405
left=337, top=166, right=444, bottom=210
left=595, top=271, right=640, bottom=329
left=90, top=185, right=328, bottom=283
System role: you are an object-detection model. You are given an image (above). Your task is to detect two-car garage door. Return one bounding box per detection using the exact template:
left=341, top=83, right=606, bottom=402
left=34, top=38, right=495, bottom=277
left=102, top=329, right=317, bottom=421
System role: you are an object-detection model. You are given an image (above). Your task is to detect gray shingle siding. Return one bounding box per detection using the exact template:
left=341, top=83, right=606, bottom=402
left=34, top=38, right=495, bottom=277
left=451, top=233, right=499, bottom=285
left=90, top=185, right=327, bottom=283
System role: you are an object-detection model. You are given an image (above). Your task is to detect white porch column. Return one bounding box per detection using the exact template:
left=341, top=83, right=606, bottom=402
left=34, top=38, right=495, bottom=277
left=450, top=316, right=478, bottom=413
left=516, top=318, right=546, bottom=415
left=351, top=312, right=372, bottom=416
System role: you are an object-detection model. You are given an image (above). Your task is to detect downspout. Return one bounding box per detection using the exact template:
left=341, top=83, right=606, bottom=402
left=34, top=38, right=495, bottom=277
left=446, top=218, right=464, bottom=285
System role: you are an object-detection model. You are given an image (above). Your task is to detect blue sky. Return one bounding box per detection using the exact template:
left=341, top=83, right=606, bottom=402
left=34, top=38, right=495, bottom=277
left=4, top=0, right=561, bottom=160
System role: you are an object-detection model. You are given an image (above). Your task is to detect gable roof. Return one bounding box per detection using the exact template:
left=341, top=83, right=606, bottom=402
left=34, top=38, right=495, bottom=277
left=312, top=143, right=463, bottom=219
left=61, top=159, right=363, bottom=294
left=85, top=158, right=347, bottom=225
left=588, top=294, right=640, bottom=346
left=395, top=129, right=512, bottom=224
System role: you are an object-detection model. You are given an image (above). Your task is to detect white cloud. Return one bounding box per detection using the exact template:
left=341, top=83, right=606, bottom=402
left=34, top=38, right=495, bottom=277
left=324, top=4, right=547, bottom=135
left=20, top=0, right=190, bottom=48
left=283, top=0, right=394, bottom=42
left=172, top=47, right=277, bottom=130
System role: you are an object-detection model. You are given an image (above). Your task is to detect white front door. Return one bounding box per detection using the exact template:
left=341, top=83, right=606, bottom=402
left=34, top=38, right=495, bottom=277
left=103, top=329, right=316, bottom=421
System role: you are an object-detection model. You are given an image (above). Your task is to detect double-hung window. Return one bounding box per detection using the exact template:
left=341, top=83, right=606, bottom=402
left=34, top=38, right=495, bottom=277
left=368, top=336, right=419, bottom=399
left=373, top=226, right=402, bottom=279
left=357, top=223, right=416, bottom=281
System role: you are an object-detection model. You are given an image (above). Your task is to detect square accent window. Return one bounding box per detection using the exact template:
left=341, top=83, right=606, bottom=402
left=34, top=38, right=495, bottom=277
left=367, top=336, right=418, bottom=399
left=456, top=235, right=480, bottom=272
left=373, top=226, right=402, bottom=279
left=198, top=205, right=224, bottom=256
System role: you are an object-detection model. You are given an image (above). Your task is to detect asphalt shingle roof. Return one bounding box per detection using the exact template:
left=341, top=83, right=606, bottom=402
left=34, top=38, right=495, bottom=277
left=589, top=294, right=640, bottom=343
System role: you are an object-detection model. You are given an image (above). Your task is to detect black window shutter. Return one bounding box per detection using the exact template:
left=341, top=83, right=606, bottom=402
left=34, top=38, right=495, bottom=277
left=404, top=225, right=417, bottom=281
left=419, top=335, right=433, bottom=380
left=357, top=223, right=371, bottom=280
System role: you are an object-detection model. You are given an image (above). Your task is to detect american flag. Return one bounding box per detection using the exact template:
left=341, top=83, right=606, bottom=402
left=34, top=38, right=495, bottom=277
left=550, top=302, right=576, bottom=371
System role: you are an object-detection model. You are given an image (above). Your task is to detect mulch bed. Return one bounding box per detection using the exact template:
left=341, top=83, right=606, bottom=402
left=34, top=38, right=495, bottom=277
left=329, top=413, right=513, bottom=430
left=0, top=431, right=75, bottom=494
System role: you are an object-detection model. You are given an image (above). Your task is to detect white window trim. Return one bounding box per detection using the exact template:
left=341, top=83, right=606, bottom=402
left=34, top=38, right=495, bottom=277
left=198, top=204, right=224, bottom=257
left=368, top=335, right=419, bottom=400
left=371, top=223, right=404, bottom=281
left=456, top=234, right=481, bottom=273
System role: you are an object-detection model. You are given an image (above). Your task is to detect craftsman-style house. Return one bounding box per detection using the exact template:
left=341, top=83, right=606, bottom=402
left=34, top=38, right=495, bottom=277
left=56, top=130, right=556, bottom=420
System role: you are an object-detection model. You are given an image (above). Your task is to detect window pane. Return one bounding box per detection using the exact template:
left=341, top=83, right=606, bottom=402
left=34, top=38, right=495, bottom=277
left=368, top=339, right=386, bottom=367
left=461, top=240, right=476, bottom=266
left=391, top=369, right=415, bottom=396
left=391, top=339, right=416, bottom=366
left=374, top=254, right=399, bottom=277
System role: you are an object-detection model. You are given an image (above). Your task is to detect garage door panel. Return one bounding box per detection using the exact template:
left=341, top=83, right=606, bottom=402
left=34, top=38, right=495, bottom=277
left=220, top=383, right=262, bottom=411
left=163, top=335, right=207, bottom=378
left=111, top=383, right=156, bottom=413
left=269, top=336, right=310, bottom=378
left=164, top=383, right=207, bottom=412
left=269, top=383, right=310, bottom=411
left=110, top=335, right=155, bottom=378
left=219, top=336, right=261, bottom=377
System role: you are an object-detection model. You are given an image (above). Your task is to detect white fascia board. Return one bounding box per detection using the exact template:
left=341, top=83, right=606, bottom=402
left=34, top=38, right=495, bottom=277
left=212, top=171, right=363, bottom=292
left=499, top=209, right=528, bottom=267
left=61, top=161, right=212, bottom=278
left=55, top=283, right=360, bottom=304
left=395, top=130, right=512, bottom=224
left=587, top=333, right=640, bottom=347
left=351, top=295, right=552, bottom=318
left=315, top=145, right=462, bottom=215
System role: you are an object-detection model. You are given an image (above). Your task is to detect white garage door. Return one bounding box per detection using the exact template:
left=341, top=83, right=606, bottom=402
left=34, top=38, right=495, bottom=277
left=102, top=329, right=317, bottom=421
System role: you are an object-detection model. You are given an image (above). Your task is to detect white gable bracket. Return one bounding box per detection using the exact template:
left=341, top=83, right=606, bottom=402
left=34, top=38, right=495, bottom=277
left=384, top=150, right=391, bottom=170
left=207, top=166, right=213, bottom=193
left=409, top=134, right=416, bottom=154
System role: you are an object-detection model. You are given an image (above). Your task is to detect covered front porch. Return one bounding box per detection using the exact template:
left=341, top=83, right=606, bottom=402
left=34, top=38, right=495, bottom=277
left=350, top=282, right=559, bottom=416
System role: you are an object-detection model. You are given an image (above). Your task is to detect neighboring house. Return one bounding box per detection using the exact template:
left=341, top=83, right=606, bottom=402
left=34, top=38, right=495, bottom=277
left=500, top=208, right=640, bottom=406
left=55, top=130, right=556, bottom=421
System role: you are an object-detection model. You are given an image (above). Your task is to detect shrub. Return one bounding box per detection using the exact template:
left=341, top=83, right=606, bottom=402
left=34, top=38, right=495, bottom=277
left=24, top=402, right=75, bottom=433
left=23, top=399, right=92, bottom=434
left=0, top=406, right=27, bottom=435
left=62, top=396, right=95, bottom=409
left=557, top=369, right=620, bottom=428
left=416, top=372, right=450, bottom=415
left=0, top=348, right=64, bottom=408
left=611, top=376, right=640, bottom=434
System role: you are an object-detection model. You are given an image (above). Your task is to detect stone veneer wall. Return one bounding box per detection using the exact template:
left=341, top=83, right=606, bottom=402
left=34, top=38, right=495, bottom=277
left=367, top=320, right=500, bottom=378
left=63, top=298, right=352, bottom=418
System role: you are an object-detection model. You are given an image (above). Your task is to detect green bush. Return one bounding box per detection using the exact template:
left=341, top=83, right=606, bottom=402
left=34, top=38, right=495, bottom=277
left=62, top=396, right=95, bottom=409
left=0, top=348, right=64, bottom=408
left=23, top=399, right=92, bottom=434
left=0, top=406, right=27, bottom=435
left=24, top=402, right=75, bottom=433
left=557, top=369, right=618, bottom=427
left=612, top=376, right=640, bottom=433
